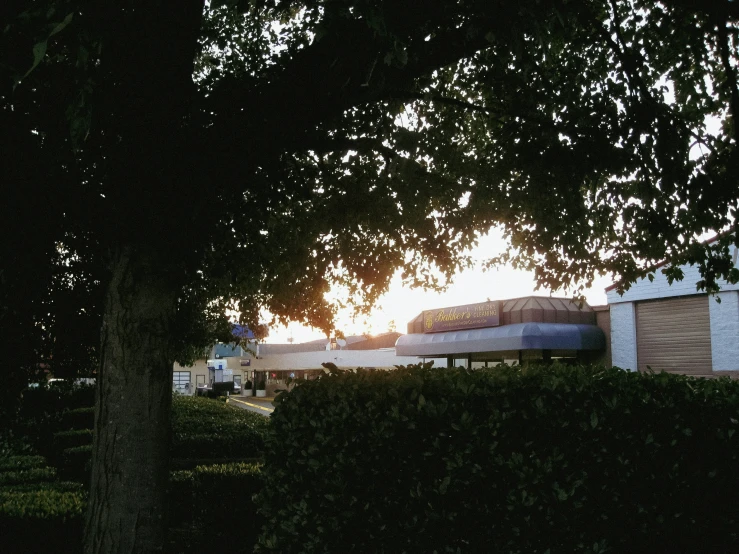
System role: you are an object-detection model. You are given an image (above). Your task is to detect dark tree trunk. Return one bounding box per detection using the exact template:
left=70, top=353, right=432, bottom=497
left=83, top=3, right=204, bottom=551
left=84, top=246, right=177, bottom=554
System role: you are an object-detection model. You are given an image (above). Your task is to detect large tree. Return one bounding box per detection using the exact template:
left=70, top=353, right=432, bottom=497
left=2, top=0, right=739, bottom=551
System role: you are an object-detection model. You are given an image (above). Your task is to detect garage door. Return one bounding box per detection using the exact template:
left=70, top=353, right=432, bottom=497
left=636, top=295, right=712, bottom=375
left=173, top=371, right=191, bottom=392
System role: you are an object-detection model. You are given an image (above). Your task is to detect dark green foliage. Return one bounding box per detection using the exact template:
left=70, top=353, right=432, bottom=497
left=0, top=467, right=57, bottom=487
left=15, top=385, right=96, bottom=450
left=257, top=364, right=739, bottom=553
left=53, top=429, right=93, bottom=450
left=60, top=407, right=94, bottom=431
left=58, top=445, right=92, bottom=482
left=0, top=488, right=86, bottom=554
left=0, top=488, right=86, bottom=518
left=0, top=455, right=46, bottom=472
left=171, top=396, right=270, bottom=460
left=0, top=481, right=84, bottom=493
left=0, top=460, right=262, bottom=554
left=18, top=384, right=95, bottom=422
left=169, top=462, right=264, bottom=553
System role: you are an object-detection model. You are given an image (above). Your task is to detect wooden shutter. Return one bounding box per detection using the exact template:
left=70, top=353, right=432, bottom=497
left=636, top=295, right=712, bottom=375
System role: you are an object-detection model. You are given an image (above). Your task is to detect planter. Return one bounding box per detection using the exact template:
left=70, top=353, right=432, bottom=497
left=256, top=389, right=267, bottom=398
left=243, top=389, right=253, bottom=397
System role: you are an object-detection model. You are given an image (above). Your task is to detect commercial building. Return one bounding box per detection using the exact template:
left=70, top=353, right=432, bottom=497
left=396, top=297, right=608, bottom=367
left=172, top=332, right=420, bottom=395
left=174, top=238, right=739, bottom=393
left=607, top=242, right=739, bottom=376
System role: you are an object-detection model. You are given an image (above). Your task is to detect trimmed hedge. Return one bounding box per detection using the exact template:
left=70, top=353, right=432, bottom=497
left=167, top=462, right=264, bottom=553
left=0, top=467, right=57, bottom=487
left=171, top=396, right=270, bottom=459
left=0, top=481, right=84, bottom=493
left=60, top=407, right=95, bottom=431
left=19, top=384, right=95, bottom=422
left=53, top=429, right=93, bottom=450
left=257, top=364, right=739, bottom=553
left=170, top=461, right=263, bottom=521
left=0, top=488, right=86, bottom=518
left=0, top=455, right=47, bottom=472
left=0, top=462, right=262, bottom=554
left=0, top=488, right=86, bottom=553
left=59, top=445, right=93, bottom=482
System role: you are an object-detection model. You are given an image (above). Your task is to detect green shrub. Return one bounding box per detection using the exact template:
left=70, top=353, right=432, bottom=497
left=53, top=429, right=93, bottom=450
left=169, top=462, right=263, bottom=552
left=59, top=445, right=92, bottom=483
left=19, top=383, right=95, bottom=421
left=257, top=363, right=739, bottom=553
left=60, top=407, right=95, bottom=431
left=0, top=467, right=57, bottom=487
left=0, top=488, right=86, bottom=553
left=0, top=455, right=47, bottom=472
left=0, top=481, right=84, bottom=493
left=0, top=488, right=86, bottom=519
left=171, top=396, right=270, bottom=459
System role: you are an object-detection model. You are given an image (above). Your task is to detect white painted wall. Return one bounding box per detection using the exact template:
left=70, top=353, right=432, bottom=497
left=610, top=303, right=637, bottom=370
left=606, top=246, right=739, bottom=372
left=606, top=247, right=739, bottom=305
left=709, top=291, right=739, bottom=371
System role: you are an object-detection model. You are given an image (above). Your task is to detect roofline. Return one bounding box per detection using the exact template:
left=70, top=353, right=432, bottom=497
left=411, top=294, right=593, bottom=318
left=604, top=231, right=730, bottom=293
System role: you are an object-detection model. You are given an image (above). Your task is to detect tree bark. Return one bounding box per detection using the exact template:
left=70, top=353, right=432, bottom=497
left=84, top=246, right=177, bottom=554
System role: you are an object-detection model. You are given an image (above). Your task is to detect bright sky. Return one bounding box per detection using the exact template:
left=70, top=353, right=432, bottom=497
left=265, top=229, right=612, bottom=344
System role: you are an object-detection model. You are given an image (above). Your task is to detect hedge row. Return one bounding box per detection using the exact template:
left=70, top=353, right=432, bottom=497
left=0, top=467, right=57, bottom=487
left=30, top=396, right=269, bottom=483
left=171, top=396, right=270, bottom=459
left=169, top=462, right=264, bottom=553
left=60, top=407, right=95, bottom=431
left=0, top=462, right=262, bottom=554
left=257, top=364, right=739, bottom=553
left=58, top=445, right=93, bottom=482
left=0, top=488, right=86, bottom=519
left=0, top=450, right=86, bottom=554
left=53, top=429, right=93, bottom=450
left=0, top=487, right=87, bottom=553
left=0, top=481, right=84, bottom=493
left=18, top=384, right=95, bottom=423
left=170, top=462, right=263, bottom=521
left=0, top=456, right=46, bottom=472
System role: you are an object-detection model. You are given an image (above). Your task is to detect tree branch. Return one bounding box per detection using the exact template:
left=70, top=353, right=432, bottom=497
left=202, top=15, right=498, bottom=165
left=384, top=90, right=498, bottom=115
left=716, top=17, right=739, bottom=141
left=658, top=0, right=739, bottom=22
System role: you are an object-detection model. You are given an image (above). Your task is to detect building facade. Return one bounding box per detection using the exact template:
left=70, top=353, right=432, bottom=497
left=607, top=244, right=739, bottom=375
left=172, top=333, right=420, bottom=395
left=396, top=297, right=607, bottom=366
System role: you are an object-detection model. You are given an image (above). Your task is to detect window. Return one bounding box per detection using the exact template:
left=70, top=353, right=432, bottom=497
left=173, top=371, right=191, bottom=392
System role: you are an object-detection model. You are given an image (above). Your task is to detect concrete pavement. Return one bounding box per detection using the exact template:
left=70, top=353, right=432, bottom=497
left=227, top=396, right=274, bottom=416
